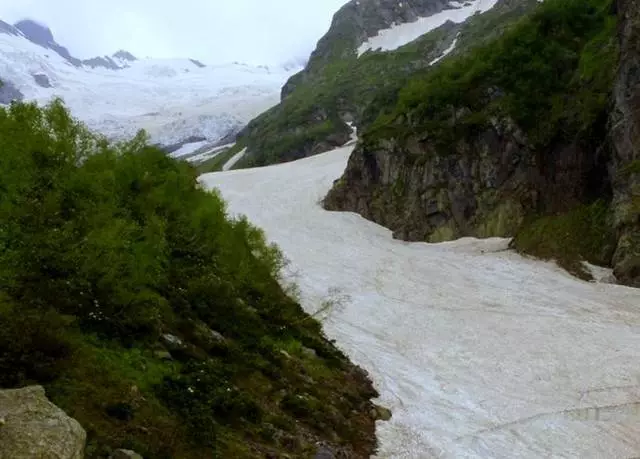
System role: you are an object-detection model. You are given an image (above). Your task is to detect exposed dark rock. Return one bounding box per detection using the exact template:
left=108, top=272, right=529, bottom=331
left=82, top=56, right=121, bottom=70
left=609, top=0, right=640, bottom=286
left=282, top=0, right=451, bottom=98
left=0, top=19, right=20, bottom=36
left=0, top=79, right=23, bottom=104
left=315, top=445, right=336, bottom=459
left=14, top=19, right=81, bottom=67
left=325, top=118, right=608, bottom=243
left=113, top=50, right=137, bottom=62
left=189, top=58, right=206, bottom=68
left=32, top=73, right=51, bottom=88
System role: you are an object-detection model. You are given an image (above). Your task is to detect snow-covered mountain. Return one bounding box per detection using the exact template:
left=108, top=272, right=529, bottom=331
left=0, top=19, right=299, bottom=147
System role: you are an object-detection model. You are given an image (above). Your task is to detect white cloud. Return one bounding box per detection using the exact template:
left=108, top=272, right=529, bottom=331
left=0, top=0, right=347, bottom=65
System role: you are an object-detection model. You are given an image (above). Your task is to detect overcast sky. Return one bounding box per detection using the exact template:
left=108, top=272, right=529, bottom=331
left=0, top=0, right=347, bottom=65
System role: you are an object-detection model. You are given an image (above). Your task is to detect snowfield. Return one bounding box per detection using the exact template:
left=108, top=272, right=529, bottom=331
left=358, top=0, right=500, bottom=57
left=0, top=31, right=295, bottom=145
left=202, top=146, right=640, bottom=458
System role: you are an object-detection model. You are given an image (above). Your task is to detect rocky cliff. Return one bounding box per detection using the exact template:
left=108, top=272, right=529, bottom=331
left=281, top=0, right=450, bottom=98
left=326, top=0, right=640, bottom=285
left=229, top=0, right=538, bottom=170
left=609, top=0, right=640, bottom=285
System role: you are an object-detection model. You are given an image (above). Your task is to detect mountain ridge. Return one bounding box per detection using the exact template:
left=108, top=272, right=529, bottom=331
left=214, top=0, right=536, bottom=173
left=0, top=19, right=297, bottom=148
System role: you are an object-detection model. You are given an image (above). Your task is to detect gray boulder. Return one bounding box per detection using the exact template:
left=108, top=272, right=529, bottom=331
left=33, top=73, right=52, bottom=88
left=0, top=385, right=86, bottom=459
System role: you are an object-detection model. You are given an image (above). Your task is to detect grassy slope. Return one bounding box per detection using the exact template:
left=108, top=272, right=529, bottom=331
left=238, top=0, right=541, bottom=168
left=0, top=100, right=378, bottom=458
left=359, top=0, right=620, bottom=278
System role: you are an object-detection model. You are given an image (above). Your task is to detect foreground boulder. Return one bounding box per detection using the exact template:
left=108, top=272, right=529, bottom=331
left=0, top=386, right=86, bottom=459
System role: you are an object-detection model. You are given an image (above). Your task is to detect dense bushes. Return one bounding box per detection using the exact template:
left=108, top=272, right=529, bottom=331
left=0, top=99, right=377, bottom=457
left=365, top=0, right=618, bottom=149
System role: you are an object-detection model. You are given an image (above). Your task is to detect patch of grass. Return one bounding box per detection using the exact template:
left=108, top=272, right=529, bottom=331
left=511, top=201, right=616, bottom=280
left=620, top=159, right=640, bottom=177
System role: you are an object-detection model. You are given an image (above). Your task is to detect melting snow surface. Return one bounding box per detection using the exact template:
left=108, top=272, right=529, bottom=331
left=358, top=0, right=500, bottom=56
left=222, top=147, right=247, bottom=171
left=430, top=35, right=460, bottom=65
left=202, top=146, right=640, bottom=458
left=169, top=140, right=210, bottom=158
left=0, top=33, right=295, bottom=145
left=187, top=143, right=236, bottom=164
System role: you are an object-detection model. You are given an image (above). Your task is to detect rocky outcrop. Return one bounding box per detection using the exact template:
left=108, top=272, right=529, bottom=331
left=283, top=0, right=451, bottom=98
left=33, top=73, right=52, bottom=88
left=113, top=50, right=137, bottom=63
left=189, top=59, right=206, bottom=68
left=324, top=118, right=609, bottom=242
left=14, top=19, right=81, bottom=67
left=324, top=0, right=637, bottom=283
left=0, top=386, right=86, bottom=459
left=82, top=56, right=122, bottom=70
left=610, top=0, right=640, bottom=286
left=0, top=20, right=20, bottom=36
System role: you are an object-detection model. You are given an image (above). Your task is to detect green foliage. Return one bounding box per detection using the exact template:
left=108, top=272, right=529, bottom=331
left=620, top=160, right=640, bottom=177
left=0, top=100, right=377, bottom=457
left=239, top=22, right=460, bottom=167
left=512, top=201, right=617, bottom=279
left=365, top=0, right=618, bottom=150
left=239, top=0, right=542, bottom=168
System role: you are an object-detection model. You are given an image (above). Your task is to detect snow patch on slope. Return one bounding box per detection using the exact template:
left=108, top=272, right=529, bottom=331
left=430, top=34, right=460, bottom=65
left=202, top=147, right=640, bottom=458
left=169, top=140, right=210, bottom=158
left=0, top=32, right=296, bottom=146
left=358, top=0, right=499, bottom=56
left=187, top=143, right=236, bottom=163
left=222, top=147, right=247, bottom=171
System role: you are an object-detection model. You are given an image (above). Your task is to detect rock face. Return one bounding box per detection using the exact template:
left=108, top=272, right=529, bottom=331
left=282, top=0, right=450, bottom=98
left=14, top=19, right=81, bottom=67
left=0, top=20, right=20, bottom=36
left=0, top=386, right=86, bottom=459
left=324, top=0, right=640, bottom=285
left=325, top=118, right=609, bottom=242
left=33, top=73, right=52, bottom=88
left=610, top=0, right=640, bottom=286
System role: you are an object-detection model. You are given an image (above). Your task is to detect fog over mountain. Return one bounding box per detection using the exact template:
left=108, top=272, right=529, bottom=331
left=0, top=0, right=347, bottom=65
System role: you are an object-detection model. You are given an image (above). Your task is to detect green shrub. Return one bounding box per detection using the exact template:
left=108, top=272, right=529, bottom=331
left=0, top=99, right=377, bottom=457
left=512, top=200, right=616, bottom=279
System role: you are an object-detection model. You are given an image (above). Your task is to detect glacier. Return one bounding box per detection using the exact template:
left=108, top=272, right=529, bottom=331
left=0, top=31, right=296, bottom=146
left=202, top=144, right=640, bottom=458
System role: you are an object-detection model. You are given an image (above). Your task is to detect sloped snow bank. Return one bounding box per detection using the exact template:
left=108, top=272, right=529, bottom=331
left=201, top=147, right=640, bottom=458
left=358, top=0, right=499, bottom=57
left=222, top=147, right=247, bottom=171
